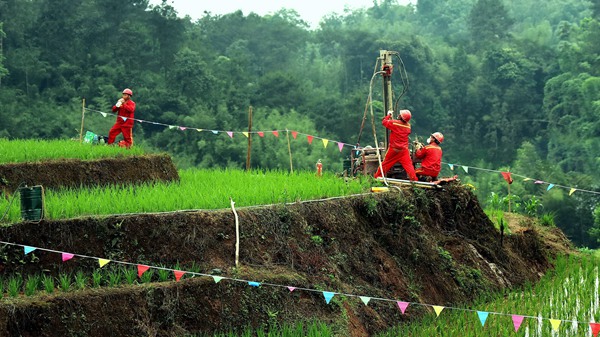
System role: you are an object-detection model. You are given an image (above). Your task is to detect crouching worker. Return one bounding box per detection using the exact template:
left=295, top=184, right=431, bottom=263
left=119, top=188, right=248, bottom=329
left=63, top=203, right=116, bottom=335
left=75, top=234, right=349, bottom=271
left=415, top=132, right=444, bottom=182
left=374, top=110, right=418, bottom=181
left=107, top=88, right=136, bottom=148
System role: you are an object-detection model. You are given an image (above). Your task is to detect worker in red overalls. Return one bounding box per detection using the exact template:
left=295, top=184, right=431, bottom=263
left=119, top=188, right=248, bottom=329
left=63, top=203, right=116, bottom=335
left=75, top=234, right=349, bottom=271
left=415, top=132, right=444, bottom=181
left=108, top=88, right=136, bottom=148
left=374, top=110, right=417, bottom=181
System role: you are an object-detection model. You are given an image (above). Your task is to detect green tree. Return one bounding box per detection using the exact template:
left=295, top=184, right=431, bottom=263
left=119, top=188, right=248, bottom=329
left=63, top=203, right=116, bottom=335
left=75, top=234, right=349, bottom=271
left=469, top=0, right=514, bottom=49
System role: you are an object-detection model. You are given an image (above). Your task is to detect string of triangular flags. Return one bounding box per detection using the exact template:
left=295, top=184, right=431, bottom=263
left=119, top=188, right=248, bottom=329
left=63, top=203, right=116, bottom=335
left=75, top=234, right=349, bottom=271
left=3, top=239, right=600, bottom=335
left=442, top=161, right=600, bottom=197
left=85, top=108, right=353, bottom=152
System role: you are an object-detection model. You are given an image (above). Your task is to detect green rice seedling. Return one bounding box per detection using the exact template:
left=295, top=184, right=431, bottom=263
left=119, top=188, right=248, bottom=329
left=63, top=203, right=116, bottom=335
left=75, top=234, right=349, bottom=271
left=157, top=267, right=170, bottom=282
left=106, top=269, right=122, bottom=287
left=140, top=269, right=154, bottom=283
left=74, top=271, right=87, bottom=290
left=24, top=275, right=41, bottom=296
left=58, top=273, right=71, bottom=292
left=42, top=275, right=54, bottom=294
left=92, top=270, right=102, bottom=288
left=122, top=267, right=137, bottom=285
left=188, top=261, right=201, bottom=275
left=7, top=275, right=23, bottom=297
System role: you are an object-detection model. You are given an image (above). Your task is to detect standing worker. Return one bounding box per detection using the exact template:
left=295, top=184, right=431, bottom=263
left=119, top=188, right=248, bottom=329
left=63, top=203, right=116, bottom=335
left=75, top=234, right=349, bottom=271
left=108, top=88, right=136, bottom=148
left=415, top=132, right=444, bottom=181
left=374, top=110, right=417, bottom=181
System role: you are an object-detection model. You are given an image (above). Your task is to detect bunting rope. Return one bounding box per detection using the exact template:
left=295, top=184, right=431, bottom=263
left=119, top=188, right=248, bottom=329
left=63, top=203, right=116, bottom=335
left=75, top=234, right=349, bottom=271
left=86, top=107, right=600, bottom=197
left=1, top=239, right=599, bottom=334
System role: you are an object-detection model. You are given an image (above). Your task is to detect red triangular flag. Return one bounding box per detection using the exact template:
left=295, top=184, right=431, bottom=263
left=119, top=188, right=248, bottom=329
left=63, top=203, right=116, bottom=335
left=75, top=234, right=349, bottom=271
left=292, top=131, right=298, bottom=139
left=272, top=131, right=279, bottom=137
left=591, top=323, right=600, bottom=337
left=501, top=171, right=513, bottom=184
left=258, top=131, right=264, bottom=137
left=137, top=265, right=150, bottom=278
left=174, top=270, right=185, bottom=281
left=307, top=135, right=314, bottom=144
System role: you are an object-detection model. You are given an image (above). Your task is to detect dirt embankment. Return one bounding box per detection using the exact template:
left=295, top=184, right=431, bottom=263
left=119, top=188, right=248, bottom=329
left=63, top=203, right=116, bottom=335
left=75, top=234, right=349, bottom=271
left=0, top=154, right=179, bottom=192
left=0, top=183, right=573, bottom=337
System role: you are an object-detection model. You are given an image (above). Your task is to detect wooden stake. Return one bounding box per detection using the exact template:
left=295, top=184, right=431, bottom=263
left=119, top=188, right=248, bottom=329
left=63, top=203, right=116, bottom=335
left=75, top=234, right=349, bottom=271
left=246, top=106, right=253, bottom=171
left=286, top=129, right=293, bottom=173
left=79, top=98, right=86, bottom=143
left=230, top=197, right=240, bottom=268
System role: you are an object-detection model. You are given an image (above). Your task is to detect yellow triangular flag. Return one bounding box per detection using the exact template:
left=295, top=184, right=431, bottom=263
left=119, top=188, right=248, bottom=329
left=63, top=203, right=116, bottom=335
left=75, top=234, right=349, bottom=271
left=550, top=319, right=561, bottom=331
left=523, top=177, right=532, bottom=181
left=242, top=132, right=249, bottom=138
left=98, top=258, right=110, bottom=268
left=569, top=188, right=576, bottom=196
left=322, top=139, right=329, bottom=148
left=196, top=128, right=203, bottom=132
left=433, top=306, right=444, bottom=317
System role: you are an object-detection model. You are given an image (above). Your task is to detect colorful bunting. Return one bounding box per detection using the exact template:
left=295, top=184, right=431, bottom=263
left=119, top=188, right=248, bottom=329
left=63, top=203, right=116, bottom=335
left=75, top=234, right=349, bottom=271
left=272, top=131, right=279, bottom=137
left=501, top=172, right=513, bottom=184
left=174, top=270, right=185, bottom=281
left=292, top=131, right=298, bottom=139
left=62, top=253, right=74, bottom=262
left=137, top=265, right=150, bottom=278
left=227, top=131, right=233, bottom=138
left=258, top=131, right=264, bottom=137
left=98, top=258, right=110, bottom=267
left=569, top=188, right=577, bottom=196
left=211, top=130, right=219, bottom=134
left=337, top=142, right=344, bottom=152
left=590, top=322, right=600, bottom=337
left=323, top=291, right=335, bottom=304
left=322, top=139, right=329, bottom=148
left=24, top=246, right=36, bottom=255
left=512, top=315, right=524, bottom=332
left=397, top=301, right=409, bottom=314
left=547, top=184, right=555, bottom=191
left=477, top=311, right=489, bottom=326
left=307, top=135, right=314, bottom=144
left=534, top=180, right=544, bottom=184
left=179, top=127, right=187, bottom=131
left=120, top=116, right=128, bottom=122
left=100, top=112, right=108, bottom=118
left=196, top=128, right=203, bottom=132
left=433, top=306, right=444, bottom=317
left=212, top=276, right=223, bottom=283
left=287, top=286, right=296, bottom=292
left=462, top=166, right=469, bottom=173
left=523, top=178, right=532, bottom=181
left=168, top=125, right=177, bottom=130
left=448, top=163, right=454, bottom=170
left=242, top=132, right=249, bottom=138
left=359, top=296, right=371, bottom=305
left=248, top=281, right=261, bottom=287
left=550, top=319, right=561, bottom=331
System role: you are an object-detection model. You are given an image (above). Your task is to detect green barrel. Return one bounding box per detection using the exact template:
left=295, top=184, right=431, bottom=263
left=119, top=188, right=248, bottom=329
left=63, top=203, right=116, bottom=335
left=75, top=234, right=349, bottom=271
left=20, top=185, right=44, bottom=221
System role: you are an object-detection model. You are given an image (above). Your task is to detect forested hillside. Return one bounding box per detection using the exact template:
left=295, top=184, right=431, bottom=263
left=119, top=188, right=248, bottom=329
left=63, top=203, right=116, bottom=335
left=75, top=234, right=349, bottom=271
left=0, top=0, right=599, bottom=246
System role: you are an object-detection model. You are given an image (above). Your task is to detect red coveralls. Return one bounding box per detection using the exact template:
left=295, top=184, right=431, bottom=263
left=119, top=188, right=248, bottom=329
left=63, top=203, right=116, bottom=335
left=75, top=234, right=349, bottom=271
left=108, top=99, right=136, bottom=147
left=374, top=115, right=417, bottom=181
left=415, top=143, right=442, bottom=179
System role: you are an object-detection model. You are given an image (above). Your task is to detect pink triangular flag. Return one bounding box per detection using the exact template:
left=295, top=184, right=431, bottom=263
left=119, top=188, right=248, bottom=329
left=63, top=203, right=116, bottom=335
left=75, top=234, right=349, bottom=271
left=62, top=253, right=74, bottom=262
left=307, top=135, right=314, bottom=144
left=258, top=131, right=264, bottom=137
left=272, top=131, right=279, bottom=137
left=338, top=142, right=344, bottom=152
left=137, top=265, right=150, bottom=278
left=292, top=131, right=298, bottom=139
left=512, top=315, right=524, bottom=332
left=397, top=301, right=409, bottom=314
left=227, top=131, right=233, bottom=138
left=287, top=286, right=296, bottom=292
left=534, top=180, right=544, bottom=184
left=179, top=126, right=187, bottom=131
left=174, top=270, right=185, bottom=281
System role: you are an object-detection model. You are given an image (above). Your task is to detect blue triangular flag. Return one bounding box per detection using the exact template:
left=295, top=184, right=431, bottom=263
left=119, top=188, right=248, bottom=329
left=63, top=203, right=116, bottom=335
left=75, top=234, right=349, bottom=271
left=24, top=246, right=36, bottom=255
left=248, top=281, right=261, bottom=287
left=448, top=163, right=454, bottom=170
left=477, top=311, right=489, bottom=326
left=120, top=116, right=128, bottom=122
left=547, top=184, right=555, bottom=191
left=211, top=130, right=219, bottom=134
left=323, top=291, right=335, bottom=304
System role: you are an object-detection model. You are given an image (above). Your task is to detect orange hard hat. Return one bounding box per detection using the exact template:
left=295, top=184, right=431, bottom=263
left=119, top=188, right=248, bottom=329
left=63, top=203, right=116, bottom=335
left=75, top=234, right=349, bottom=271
left=122, top=88, right=133, bottom=96
left=399, top=109, right=411, bottom=122
left=431, top=132, right=444, bottom=144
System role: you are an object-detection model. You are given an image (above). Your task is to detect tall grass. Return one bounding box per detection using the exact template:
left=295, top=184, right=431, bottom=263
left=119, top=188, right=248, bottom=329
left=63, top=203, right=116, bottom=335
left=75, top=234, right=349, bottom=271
left=0, top=169, right=371, bottom=222
left=0, top=138, right=144, bottom=164
left=378, top=254, right=600, bottom=336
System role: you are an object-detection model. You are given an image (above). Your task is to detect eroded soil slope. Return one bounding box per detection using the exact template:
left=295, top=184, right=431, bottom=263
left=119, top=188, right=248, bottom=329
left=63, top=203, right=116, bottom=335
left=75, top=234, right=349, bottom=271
left=0, top=184, right=573, bottom=337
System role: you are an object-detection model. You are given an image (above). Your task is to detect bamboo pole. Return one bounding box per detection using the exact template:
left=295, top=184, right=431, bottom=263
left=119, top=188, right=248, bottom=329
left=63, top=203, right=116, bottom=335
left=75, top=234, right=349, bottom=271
left=246, top=106, right=253, bottom=171
left=79, top=98, right=86, bottom=143
left=286, top=129, right=293, bottom=173
left=230, top=197, right=240, bottom=268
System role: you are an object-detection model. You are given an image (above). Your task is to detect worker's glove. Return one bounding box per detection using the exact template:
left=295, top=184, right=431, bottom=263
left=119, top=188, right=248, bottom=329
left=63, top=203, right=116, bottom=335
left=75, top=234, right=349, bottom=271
left=387, top=110, right=393, bottom=116
left=115, top=98, right=124, bottom=108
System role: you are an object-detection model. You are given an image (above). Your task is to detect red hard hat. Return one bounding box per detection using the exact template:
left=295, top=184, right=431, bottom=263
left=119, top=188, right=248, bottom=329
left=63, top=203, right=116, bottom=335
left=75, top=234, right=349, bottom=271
left=399, top=109, right=411, bottom=122
left=431, top=132, right=444, bottom=144
left=122, top=88, right=133, bottom=96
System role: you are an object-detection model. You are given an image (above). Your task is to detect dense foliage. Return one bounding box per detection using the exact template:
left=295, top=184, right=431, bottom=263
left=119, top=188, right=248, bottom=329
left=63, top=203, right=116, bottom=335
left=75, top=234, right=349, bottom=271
left=0, top=0, right=598, bottom=245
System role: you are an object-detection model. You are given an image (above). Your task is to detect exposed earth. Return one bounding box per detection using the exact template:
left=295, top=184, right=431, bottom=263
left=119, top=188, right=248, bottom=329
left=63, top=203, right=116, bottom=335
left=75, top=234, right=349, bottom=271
left=0, top=155, right=574, bottom=336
